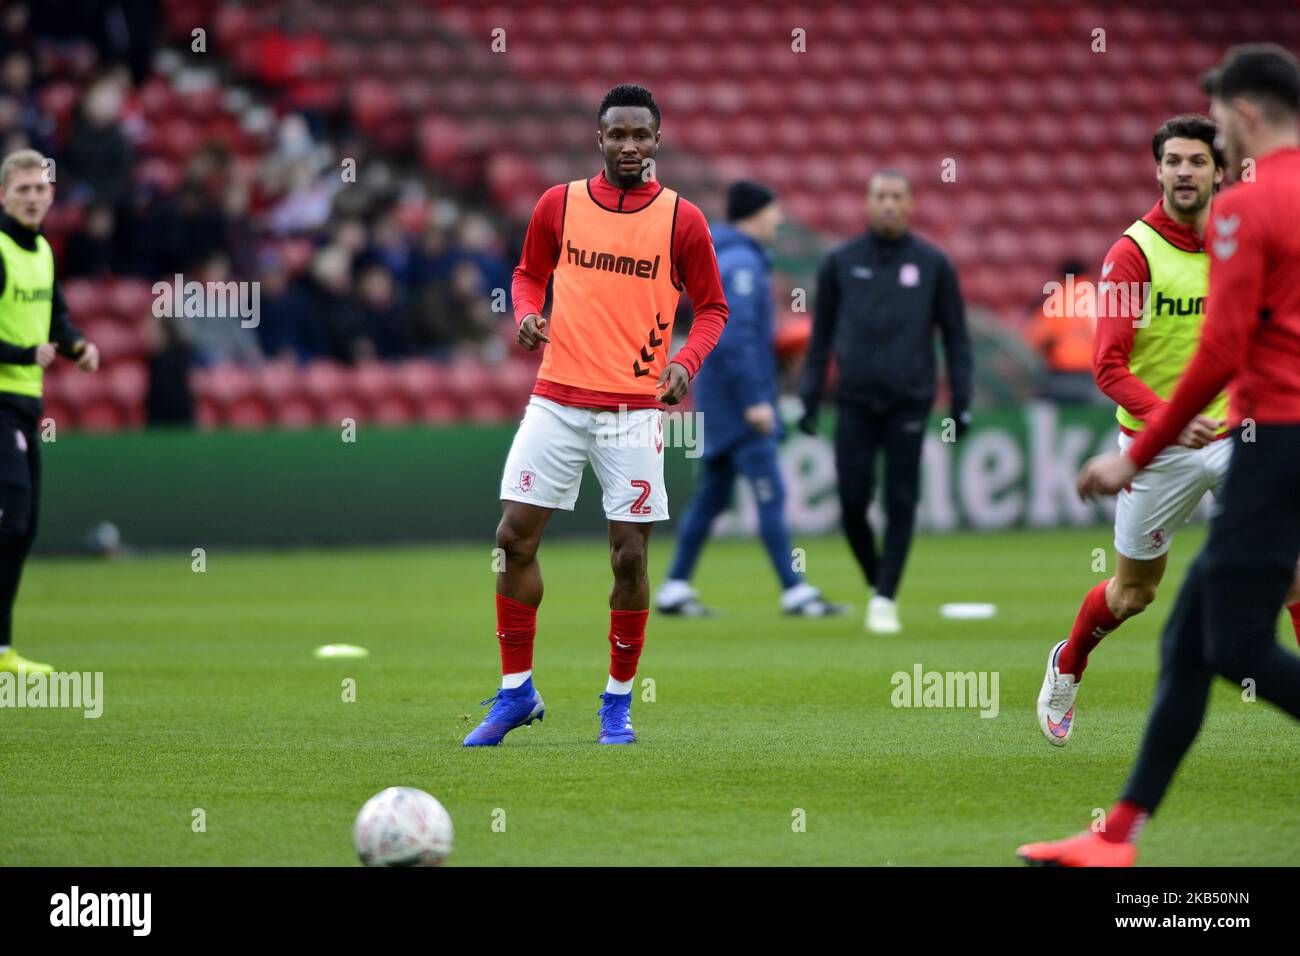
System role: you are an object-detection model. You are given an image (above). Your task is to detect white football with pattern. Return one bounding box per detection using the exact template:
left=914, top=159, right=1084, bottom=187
left=353, top=787, right=454, bottom=867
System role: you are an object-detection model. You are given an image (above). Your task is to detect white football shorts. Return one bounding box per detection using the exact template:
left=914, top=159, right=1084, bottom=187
left=500, top=395, right=668, bottom=522
left=1114, top=430, right=1232, bottom=560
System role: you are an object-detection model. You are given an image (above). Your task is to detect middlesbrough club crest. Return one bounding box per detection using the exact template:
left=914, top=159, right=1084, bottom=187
left=519, top=471, right=535, bottom=492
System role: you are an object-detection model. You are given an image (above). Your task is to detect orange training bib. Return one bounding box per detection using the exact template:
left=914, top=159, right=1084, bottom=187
left=539, top=180, right=683, bottom=396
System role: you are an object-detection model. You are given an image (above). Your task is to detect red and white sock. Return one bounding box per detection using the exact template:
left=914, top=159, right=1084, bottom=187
left=496, top=594, right=536, bottom=689
left=1099, top=800, right=1149, bottom=844
left=1058, top=579, right=1122, bottom=680
left=1289, top=602, right=1300, bottom=649
left=607, top=609, right=647, bottom=694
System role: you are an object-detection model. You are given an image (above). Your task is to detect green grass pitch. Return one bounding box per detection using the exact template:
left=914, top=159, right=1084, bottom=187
left=2, top=526, right=1297, bottom=866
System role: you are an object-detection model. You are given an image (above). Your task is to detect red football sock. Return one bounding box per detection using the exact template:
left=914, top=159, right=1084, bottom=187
left=1058, top=579, right=1122, bottom=680
left=1289, top=602, right=1300, bottom=649
left=496, top=594, right=537, bottom=676
left=608, top=609, right=648, bottom=682
left=1099, top=800, right=1149, bottom=844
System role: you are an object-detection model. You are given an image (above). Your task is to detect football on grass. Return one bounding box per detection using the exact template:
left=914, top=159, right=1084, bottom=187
left=353, top=787, right=454, bottom=867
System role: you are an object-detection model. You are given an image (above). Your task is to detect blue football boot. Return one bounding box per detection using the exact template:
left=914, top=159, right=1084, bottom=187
left=462, top=679, right=545, bottom=747
left=597, top=691, right=636, bottom=744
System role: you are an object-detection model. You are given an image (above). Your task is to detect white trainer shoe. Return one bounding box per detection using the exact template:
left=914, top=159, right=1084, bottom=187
left=866, top=595, right=901, bottom=634
left=780, top=581, right=849, bottom=617
left=655, top=579, right=713, bottom=617
left=1037, top=639, right=1078, bottom=747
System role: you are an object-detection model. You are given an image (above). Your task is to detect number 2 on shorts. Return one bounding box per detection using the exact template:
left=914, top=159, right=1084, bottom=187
left=629, top=480, right=652, bottom=516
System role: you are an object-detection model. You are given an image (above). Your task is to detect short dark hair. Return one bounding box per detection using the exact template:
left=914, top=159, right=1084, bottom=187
left=598, top=84, right=660, bottom=128
left=1152, top=113, right=1225, bottom=168
left=1201, top=43, right=1300, bottom=119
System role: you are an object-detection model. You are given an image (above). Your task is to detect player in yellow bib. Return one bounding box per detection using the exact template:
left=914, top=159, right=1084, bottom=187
left=1036, top=115, right=1300, bottom=746
left=0, top=150, right=100, bottom=676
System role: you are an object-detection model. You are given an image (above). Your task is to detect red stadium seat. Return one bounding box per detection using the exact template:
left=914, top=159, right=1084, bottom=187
left=274, top=396, right=319, bottom=429
left=252, top=361, right=302, bottom=405
left=203, top=364, right=256, bottom=406
left=393, top=360, right=440, bottom=403
left=87, top=321, right=147, bottom=362
left=300, top=361, right=350, bottom=404
left=463, top=393, right=511, bottom=423
left=77, top=399, right=125, bottom=433
left=61, top=280, right=100, bottom=318
left=320, top=396, right=367, bottom=427
left=415, top=396, right=462, bottom=424
left=108, top=280, right=157, bottom=324
left=370, top=395, right=415, bottom=426
left=105, top=361, right=149, bottom=405
left=196, top=396, right=221, bottom=430
left=224, top=396, right=273, bottom=429
left=350, top=361, right=397, bottom=405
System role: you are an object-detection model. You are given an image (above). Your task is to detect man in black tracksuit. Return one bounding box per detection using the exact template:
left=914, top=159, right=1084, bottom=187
left=799, top=171, right=972, bottom=634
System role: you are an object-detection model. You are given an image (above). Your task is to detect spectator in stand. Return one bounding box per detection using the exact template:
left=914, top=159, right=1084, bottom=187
left=369, top=208, right=415, bottom=289
left=254, top=251, right=325, bottom=363
left=172, top=144, right=242, bottom=272
left=412, top=222, right=460, bottom=286
left=145, top=313, right=196, bottom=426
left=220, top=176, right=258, bottom=279
left=354, top=260, right=411, bottom=360
left=115, top=180, right=177, bottom=277
left=169, top=181, right=228, bottom=275
left=63, top=201, right=120, bottom=277
left=98, top=0, right=161, bottom=84
left=0, top=51, right=51, bottom=154
left=456, top=212, right=512, bottom=310
left=64, top=75, right=133, bottom=207
left=177, top=251, right=263, bottom=367
left=0, top=3, right=31, bottom=61
left=0, top=94, right=34, bottom=160
left=410, top=258, right=495, bottom=361
left=266, top=151, right=339, bottom=236
left=329, top=215, right=368, bottom=257
left=302, top=244, right=369, bottom=363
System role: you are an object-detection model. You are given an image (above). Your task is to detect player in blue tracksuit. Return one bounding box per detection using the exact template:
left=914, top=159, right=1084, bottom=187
left=656, top=182, right=845, bottom=617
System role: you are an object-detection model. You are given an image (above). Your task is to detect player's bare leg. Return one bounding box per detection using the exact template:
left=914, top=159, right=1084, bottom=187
left=1103, top=552, right=1169, bottom=625
left=608, top=520, right=652, bottom=611
left=598, top=520, right=653, bottom=744
left=495, top=500, right=553, bottom=606
left=462, top=501, right=553, bottom=747
left=1038, top=551, right=1169, bottom=746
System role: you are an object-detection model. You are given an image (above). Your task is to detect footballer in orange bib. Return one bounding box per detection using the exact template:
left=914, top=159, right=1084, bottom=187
left=462, top=84, right=727, bottom=748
